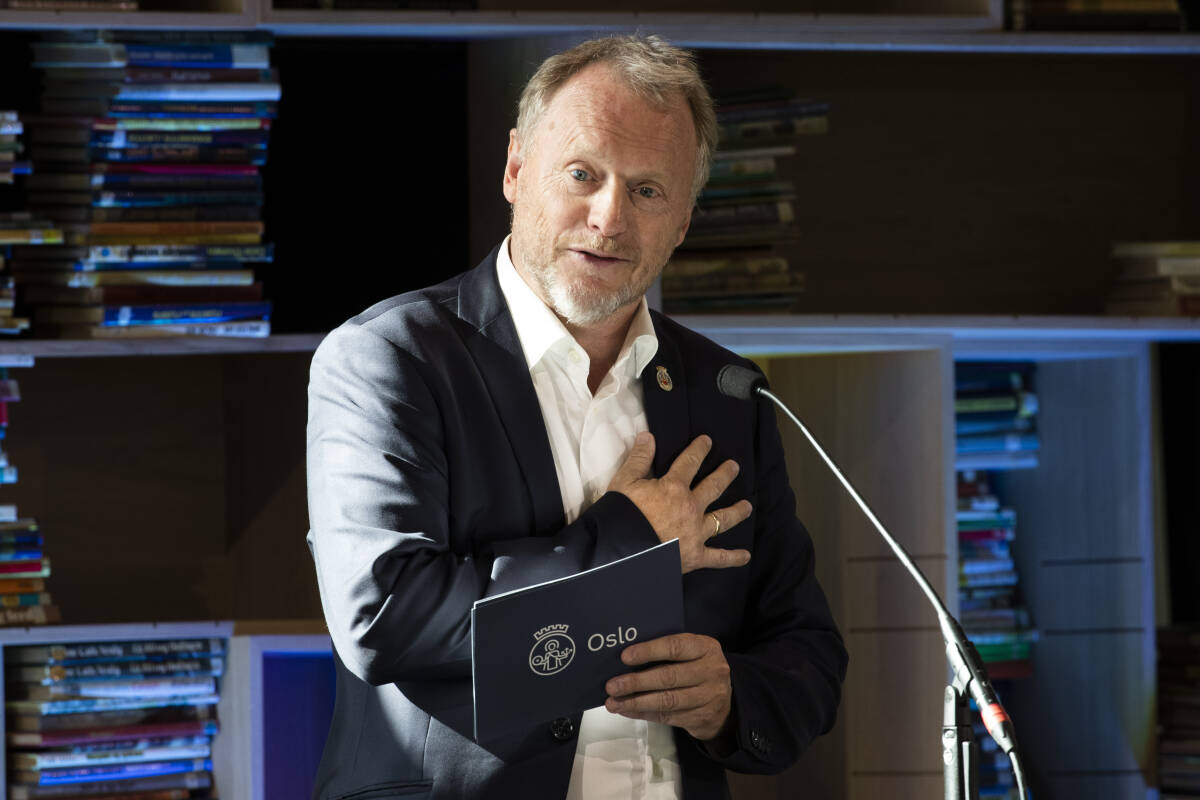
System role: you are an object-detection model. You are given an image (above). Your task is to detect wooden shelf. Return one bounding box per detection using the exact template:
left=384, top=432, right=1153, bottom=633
left=255, top=10, right=1200, bottom=53
left=0, top=332, right=325, bottom=359
left=0, top=8, right=256, bottom=30
left=0, top=317, right=1195, bottom=361
left=3, top=6, right=1197, bottom=54
left=677, top=313, right=1200, bottom=359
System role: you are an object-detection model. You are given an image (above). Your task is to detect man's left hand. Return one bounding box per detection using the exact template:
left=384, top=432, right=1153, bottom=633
left=604, top=633, right=733, bottom=742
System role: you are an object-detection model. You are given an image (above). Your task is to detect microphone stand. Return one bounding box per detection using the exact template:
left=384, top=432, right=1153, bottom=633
left=755, top=385, right=1031, bottom=800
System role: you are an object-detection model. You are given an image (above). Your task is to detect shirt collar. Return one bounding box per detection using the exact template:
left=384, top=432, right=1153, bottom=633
left=496, top=235, right=659, bottom=379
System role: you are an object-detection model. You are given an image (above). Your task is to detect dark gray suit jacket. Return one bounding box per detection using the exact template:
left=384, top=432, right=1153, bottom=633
left=305, top=246, right=847, bottom=800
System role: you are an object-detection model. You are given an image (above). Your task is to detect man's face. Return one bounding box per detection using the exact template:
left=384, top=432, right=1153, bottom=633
left=503, top=63, right=696, bottom=327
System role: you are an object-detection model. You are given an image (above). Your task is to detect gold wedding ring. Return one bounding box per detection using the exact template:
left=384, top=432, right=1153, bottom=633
left=709, top=513, right=721, bottom=535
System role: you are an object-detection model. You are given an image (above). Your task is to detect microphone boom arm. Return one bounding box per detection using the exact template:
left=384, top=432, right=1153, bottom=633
left=755, top=385, right=1030, bottom=800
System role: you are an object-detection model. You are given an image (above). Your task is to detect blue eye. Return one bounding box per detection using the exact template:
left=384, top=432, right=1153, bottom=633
left=636, top=186, right=660, bottom=199
left=570, top=169, right=589, bottom=181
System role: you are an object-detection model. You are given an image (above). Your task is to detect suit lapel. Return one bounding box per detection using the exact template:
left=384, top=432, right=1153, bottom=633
left=643, top=314, right=692, bottom=478
left=458, top=249, right=565, bottom=535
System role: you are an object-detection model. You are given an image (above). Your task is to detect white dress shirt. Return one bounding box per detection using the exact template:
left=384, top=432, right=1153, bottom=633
left=496, top=237, right=683, bottom=800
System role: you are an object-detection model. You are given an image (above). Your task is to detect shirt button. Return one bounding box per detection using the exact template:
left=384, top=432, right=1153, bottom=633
left=550, top=716, right=576, bottom=741
left=568, top=349, right=582, bottom=364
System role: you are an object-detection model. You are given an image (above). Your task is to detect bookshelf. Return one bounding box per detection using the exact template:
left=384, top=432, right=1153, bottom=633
left=0, top=8, right=1197, bottom=799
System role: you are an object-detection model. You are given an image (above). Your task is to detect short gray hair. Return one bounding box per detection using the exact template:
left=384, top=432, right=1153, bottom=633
left=515, top=35, right=717, bottom=203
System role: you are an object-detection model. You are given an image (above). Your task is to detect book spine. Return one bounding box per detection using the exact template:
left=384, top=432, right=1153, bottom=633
left=124, top=44, right=269, bottom=69
left=100, top=301, right=271, bottom=326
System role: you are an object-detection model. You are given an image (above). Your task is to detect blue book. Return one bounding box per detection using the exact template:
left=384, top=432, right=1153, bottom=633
left=102, top=301, right=272, bottom=326
left=0, top=548, right=43, bottom=561
left=471, top=540, right=683, bottom=743
left=27, top=756, right=213, bottom=786
left=124, top=43, right=270, bottom=69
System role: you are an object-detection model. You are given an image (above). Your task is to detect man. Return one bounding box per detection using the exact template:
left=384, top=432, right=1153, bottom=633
left=306, top=35, right=847, bottom=800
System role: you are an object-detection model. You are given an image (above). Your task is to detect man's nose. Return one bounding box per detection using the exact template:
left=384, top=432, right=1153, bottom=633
left=587, top=181, right=628, bottom=238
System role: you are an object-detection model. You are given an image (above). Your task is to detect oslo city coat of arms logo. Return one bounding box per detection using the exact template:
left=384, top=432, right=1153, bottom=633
left=528, top=624, right=575, bottom=676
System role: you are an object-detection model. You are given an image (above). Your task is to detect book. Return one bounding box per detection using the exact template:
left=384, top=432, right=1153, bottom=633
left=6, top=694, right=220, bottom=717
left=0, top=559, right=52, bottom=578
left=12, top=757, right=212, bottom=786
left=8, top=703, right=216, bottom=733
left=1116, top=255, right=1200, bottom=278
left=0, top=577, right=45, bottom=594
left=471, top=539, right=683, bottom=742
left=7, top=769, right=211, bottom=799
left=0, top=605, right=61, bottom=625
left=0, top=592, right=52, bottom=607
left=10, top=657, right=224, bottom=684
left=35, top=301, right=272, bottom=326
left=124, top=43, right=271, bottom=69
left=42, top=98, right=278, bottom=118
left=42, top=66, right=277, bottom=83
left=10, top=676, right=218, bottom=700
left=39, top=319, right=270, bottom=338
left=41, top=82, right=281, bottom=103
left=7, top=719, right=218, bottom=748
left=10, top=736, right=211, bottom=769
left=1113, top=241, right=1200, bottom=258
left=7, top=637, right=224, bottom=665
left=14, top=242, right=271, bottom=264
left=16, top=269, right=257, bottom=287
left=22, top=283, right=264, bottom=306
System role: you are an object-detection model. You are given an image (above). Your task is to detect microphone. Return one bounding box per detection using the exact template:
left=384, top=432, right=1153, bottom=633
left=717, top=364, right=1026, bottom=798
left=716, top=364, right=767, bottom=401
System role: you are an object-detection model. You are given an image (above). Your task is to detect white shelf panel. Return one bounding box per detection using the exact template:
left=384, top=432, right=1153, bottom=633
left=0, top=317, right=1196, bottom=360
left=677, top=313, right=1200, bottom=359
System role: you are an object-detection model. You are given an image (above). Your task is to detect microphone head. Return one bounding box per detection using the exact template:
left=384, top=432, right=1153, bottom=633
left=717, top=364, right=767, bottom=401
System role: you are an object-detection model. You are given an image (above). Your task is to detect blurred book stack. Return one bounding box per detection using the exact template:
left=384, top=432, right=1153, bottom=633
left=662, top=89, right=827, bottom=314
left=12, top=29, right=277, bottom=340
left=2, top=110, right=59, bottom=336
left=1159, top=626, right=1200, bottom=799
left=955, top=362, right=1040, bottom=472
left=956, top=472, right=1037, bottom=678
left=1106, top=241, right=1200, bottom=317
left=0, top=365, right=57, bottom=627
left=4, top=636, right=225, bottom=799
left=1007, top=0, right=1184, bottom=30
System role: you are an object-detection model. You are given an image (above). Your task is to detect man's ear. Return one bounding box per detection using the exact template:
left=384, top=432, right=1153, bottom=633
left=502, top=129, right=523, bottom=204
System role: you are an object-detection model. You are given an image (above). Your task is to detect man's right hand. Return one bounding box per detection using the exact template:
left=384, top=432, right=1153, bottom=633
left=608, top=432, right=752, bottom=574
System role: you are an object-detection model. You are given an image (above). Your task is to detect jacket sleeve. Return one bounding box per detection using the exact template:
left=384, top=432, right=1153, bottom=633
left=306, top=322, right=660, bottom=687
left=696, top=378, right=849, bottom=774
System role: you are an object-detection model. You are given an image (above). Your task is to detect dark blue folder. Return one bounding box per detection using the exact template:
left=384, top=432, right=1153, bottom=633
left=471, top=540, right=683, bottom=742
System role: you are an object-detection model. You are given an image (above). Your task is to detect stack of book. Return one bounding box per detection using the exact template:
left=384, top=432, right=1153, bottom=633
left=1007, top=0, right=1184, bottom=31
left=0, top=513, right=57, bottom=629
left=662, top=89, right=827, bottom=314
left=0, top=365, right=57, bottom=627
left=958, top=471, right=1034, bottom=800
left=4, top=636, right=225, bottom=799
left=955, top=362, right=1040, bottom=472
left=1159, top=626, right=1200, bottom=798
left=12, top=30, right=277, bottom=340
left=957, top=472, right=1038, bottom=679
left=2, top=111, right=58, bottom=336
left=1106, top=241, right=1200, bottom=317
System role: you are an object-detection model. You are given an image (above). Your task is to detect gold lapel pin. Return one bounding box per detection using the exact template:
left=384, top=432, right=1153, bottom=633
left=656, top=365, right=673, bottom=392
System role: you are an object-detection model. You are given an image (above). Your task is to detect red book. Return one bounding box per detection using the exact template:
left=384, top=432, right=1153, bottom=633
left=0, top=558, right=50, bottom=577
